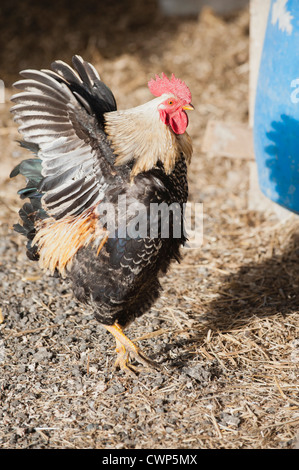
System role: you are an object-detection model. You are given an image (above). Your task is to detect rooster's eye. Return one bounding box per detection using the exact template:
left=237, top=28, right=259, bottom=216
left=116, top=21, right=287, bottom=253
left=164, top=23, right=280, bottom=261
left=168, top=100, right=174, bottom=105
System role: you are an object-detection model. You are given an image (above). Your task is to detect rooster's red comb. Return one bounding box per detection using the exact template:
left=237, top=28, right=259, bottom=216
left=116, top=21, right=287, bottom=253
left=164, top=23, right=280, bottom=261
left=148, top=73, right=191, bottom=103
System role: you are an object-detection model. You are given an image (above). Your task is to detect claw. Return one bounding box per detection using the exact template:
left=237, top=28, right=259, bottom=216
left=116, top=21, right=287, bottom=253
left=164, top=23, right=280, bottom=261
left=103, top=322, right=160, bottom=376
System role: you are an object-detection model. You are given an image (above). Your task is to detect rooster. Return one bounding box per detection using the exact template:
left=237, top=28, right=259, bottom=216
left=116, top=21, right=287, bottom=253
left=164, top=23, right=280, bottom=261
left=10, top=56, right=193, bottom=375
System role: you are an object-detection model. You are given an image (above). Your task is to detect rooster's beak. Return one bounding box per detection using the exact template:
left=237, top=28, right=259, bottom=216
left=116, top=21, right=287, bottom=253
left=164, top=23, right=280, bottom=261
left=182, top=104, right=195, bottom=111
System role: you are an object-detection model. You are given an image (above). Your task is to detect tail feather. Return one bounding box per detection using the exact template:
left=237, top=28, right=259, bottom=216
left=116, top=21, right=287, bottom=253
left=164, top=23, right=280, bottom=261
left=11, top=157, right=42, bottom=198
left=10, top=150, right=48, bottom=260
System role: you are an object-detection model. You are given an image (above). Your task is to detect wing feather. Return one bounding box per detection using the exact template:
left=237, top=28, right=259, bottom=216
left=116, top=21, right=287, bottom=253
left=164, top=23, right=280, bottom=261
left=11, top=56, right=119, bottom=220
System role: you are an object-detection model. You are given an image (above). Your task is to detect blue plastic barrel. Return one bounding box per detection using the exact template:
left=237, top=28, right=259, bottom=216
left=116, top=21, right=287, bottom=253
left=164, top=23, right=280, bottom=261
left=254, top=0, right=299, bottom=213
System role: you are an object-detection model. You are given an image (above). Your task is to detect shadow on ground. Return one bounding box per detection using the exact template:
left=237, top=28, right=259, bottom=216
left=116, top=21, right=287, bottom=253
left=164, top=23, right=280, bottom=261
left=165, top=231, right=299, bottom=367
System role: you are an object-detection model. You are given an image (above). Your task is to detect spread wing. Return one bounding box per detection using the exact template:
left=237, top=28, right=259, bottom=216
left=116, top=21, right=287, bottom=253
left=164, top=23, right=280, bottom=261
left=11, top=55, right=120, bottom=220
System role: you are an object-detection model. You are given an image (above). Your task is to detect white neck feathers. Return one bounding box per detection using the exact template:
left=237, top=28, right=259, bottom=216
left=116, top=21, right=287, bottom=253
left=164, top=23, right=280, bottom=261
left=104, top=96, right=192, bottom=177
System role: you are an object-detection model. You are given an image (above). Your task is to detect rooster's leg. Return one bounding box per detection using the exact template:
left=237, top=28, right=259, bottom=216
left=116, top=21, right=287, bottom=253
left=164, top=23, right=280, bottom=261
left=103, top=321, right=159, bottom=375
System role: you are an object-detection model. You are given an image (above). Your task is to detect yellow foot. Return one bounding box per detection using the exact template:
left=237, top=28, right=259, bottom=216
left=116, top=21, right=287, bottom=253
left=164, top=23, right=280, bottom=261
left=103, top=322, right=160, bottom=376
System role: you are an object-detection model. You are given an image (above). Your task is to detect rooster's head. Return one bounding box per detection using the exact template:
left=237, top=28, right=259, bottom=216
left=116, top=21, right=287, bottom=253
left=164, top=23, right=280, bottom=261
left=148, top=73, right=194, bottom=135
